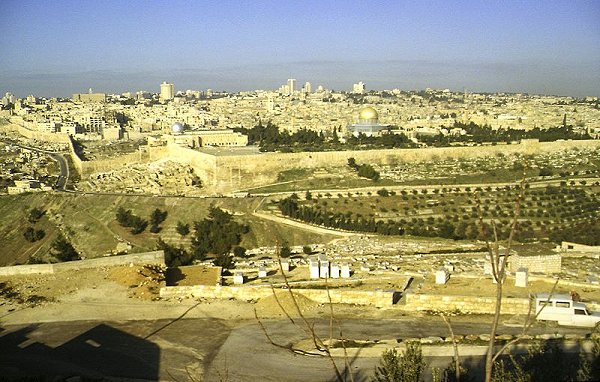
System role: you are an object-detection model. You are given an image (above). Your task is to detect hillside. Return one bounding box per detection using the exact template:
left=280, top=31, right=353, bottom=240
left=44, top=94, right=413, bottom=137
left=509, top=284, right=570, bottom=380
left=0, top=193, right=338, bottom=266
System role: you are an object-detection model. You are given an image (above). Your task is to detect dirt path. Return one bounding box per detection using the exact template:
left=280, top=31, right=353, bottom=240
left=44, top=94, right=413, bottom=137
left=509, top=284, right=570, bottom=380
left=252, top=211, right=356, bottom=237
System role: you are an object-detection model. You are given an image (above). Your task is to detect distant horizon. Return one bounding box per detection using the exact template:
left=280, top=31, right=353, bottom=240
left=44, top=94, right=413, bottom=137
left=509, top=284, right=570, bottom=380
left=1, top=1, right=599, bottom=98
left=3, top=59, right=599, bottom=99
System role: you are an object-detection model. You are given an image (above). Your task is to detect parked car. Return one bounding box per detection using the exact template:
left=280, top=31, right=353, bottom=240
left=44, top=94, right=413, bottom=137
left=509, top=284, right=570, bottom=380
left=535, top=293, right=600, bottom=329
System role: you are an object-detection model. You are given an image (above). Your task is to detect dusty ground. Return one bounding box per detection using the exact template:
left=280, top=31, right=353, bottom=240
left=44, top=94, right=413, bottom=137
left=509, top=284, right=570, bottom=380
left=0, top=265, right=408, bottom=327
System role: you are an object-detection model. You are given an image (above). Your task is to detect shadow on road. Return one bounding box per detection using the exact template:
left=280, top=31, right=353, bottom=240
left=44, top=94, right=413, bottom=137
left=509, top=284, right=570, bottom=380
left=0, top=323, right=160, bottom=380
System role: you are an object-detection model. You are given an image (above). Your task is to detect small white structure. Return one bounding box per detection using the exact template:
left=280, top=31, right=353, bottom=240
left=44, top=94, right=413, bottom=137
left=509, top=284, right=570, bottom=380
left=330, top=263, right=340, bottom=278
left=320, top=260, right=330, bottom=278
left=435, top=269, right=449, bottom=285
left=258, top=266, right=267, bottom=278
left=444, top=263, right=455, bottom=272
left=233, top=271, right=244, bottom=285
left=483, top=262, right=493, bottom=275
left=515, top=268, right=528, bottom=287
left=309, top=259, right=320, bottom=279
left=341, top=263, right=351, bottom=278
left=280, top=259, right=290, bottom=272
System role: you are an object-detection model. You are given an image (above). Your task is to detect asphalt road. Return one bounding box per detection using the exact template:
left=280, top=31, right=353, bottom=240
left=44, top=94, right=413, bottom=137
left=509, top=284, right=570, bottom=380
left=0, top=316, right=591, bottom=381
left=47, top=151, right=69, bottom=190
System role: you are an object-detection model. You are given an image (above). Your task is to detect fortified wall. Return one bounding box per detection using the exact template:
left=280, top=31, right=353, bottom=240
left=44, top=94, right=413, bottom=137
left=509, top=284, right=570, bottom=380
left=64, top=137, right=600, bottom=194
left=154, top=139, right=600, bottom=193
left=1, top=121, right=71, bottom=144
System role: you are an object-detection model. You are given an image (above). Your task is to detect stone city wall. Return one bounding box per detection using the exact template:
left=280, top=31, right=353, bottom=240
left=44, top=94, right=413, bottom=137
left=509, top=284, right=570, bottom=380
left=0, top=251, right=165, bottom=276
left=404, top=293, right=531, bottom=315
left=509, top=254, right=562, bottom=273
left=1, top=120, right=71, bottom=144
left=210, top=139, right=600, bottom=193
left=67, top=139, right=168, bottom=177
left=68, top=138, right=600, bottom=193
left=164, top=143, right=218, bottom=185
left=159, top=284, right=394, bottom=307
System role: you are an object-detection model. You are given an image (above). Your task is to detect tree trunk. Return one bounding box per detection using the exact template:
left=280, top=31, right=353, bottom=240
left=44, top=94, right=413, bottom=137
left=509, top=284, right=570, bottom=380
left=485, top=279, right=503, bottom=382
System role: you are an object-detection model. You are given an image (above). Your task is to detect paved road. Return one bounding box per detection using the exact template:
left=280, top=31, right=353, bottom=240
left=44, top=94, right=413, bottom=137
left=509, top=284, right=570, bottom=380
left=205, top=317, right=592, bottom=381
left=1, top=316, right=591, bottom=381
left=47, top=151, right=69, bottom=190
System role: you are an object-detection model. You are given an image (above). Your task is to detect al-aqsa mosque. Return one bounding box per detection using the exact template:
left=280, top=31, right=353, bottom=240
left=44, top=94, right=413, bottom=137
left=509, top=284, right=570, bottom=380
left=346, top=107, right=390, bottom=137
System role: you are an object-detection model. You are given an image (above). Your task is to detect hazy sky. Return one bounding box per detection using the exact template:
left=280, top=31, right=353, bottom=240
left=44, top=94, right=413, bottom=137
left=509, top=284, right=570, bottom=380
left=1, top=0, right=599, bottom=97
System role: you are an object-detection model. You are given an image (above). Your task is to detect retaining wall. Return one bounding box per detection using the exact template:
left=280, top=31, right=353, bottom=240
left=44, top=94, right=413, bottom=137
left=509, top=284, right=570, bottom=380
left=0, top=264, right=54, bottom=276
left=404, top=293, right=531, bottom=315
left=509, top=254, right=562, bottom=273
left=0, top=251, right=165, bottom=277
left=159, top=285, right=394, bottom=307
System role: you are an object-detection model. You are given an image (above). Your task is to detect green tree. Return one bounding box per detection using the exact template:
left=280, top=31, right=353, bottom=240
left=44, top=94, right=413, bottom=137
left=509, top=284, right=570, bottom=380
left=156, top=238, right=191, bottom=267
left=176, top=221, right=190, bottom=236
left=130, top=216, right=148, bottom=234
left=302, top=245, right=312, bottom=255
left=233, top=246, right=247, bottom=258
left=116, top=207, right=134, bottom=226
left=371, top=343, right=426, bottom=382
left=190, top=206, right=249, bottom=260
left=280, top=241, right=292, bottom=258
left=213, top=252, right=235, bottom=270
left=23, top=227, right=45, bottom=242
left=51, top=234, right=79, bottom=262
left=28, top=207, right=45, bottom=223
left=539, top=167, right=553, bottom=177
left=150, top=208, right=168, bottom=226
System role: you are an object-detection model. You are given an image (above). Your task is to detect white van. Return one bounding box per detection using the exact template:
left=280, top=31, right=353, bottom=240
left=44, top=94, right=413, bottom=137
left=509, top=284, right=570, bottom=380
left=535, top=293, right=600, bottom=328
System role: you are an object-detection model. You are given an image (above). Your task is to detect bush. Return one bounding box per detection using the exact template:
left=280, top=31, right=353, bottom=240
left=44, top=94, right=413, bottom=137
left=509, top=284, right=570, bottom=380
left=51, top=234, right=79, bottom=262
left=176, top=221, right=190, bottom=236
left=28, top=207, right=45, bottom=223
left=23, top=227, right=45, bottom=242
left=371, top=343, right=426, bottom=382
left=233, top=246, right=247, bottom=258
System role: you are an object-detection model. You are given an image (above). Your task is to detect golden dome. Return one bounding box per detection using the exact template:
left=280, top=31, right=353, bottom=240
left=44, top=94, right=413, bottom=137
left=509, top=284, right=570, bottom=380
left=358, top=107, right=378, bottom=121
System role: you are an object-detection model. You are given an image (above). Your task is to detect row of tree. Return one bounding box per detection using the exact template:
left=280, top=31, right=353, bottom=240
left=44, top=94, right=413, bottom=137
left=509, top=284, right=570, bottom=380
left=278, top=195, right=403, bottom=236
left=419, top=122, right=591, bottom=146
left=115, top=207, right=168, bottom=234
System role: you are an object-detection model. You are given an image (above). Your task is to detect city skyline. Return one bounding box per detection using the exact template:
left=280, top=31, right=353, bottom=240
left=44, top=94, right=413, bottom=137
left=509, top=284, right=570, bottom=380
left=1, top=0, right=599, bottom=97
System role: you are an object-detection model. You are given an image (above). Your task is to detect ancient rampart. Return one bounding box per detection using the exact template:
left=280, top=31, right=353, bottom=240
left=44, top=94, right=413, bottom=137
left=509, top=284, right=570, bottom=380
left=62, top=137, right=600, bottom=193
left=0, top=251, right=165, bottom=276
left=1, top=121, right=70, bottom=144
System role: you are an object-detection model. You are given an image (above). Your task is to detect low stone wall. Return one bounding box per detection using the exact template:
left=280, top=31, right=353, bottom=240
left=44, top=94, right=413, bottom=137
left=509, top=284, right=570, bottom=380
left=509, top=254, right=562, bottom=273
left=159, top=285, right=394, bottom=307
left=54, top=251, right=165, bottom=271
left=0, top=251, right=165, bottom=276
left=0, top=264, right=54, bottom=276
left=404, top=293, right=531, bottom=315
left=561, top=241, right=600, bottom=254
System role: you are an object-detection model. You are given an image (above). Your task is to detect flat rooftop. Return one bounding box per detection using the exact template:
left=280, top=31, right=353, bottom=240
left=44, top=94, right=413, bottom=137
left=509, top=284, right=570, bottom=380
left=198, top=146, right=262, bottom=157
